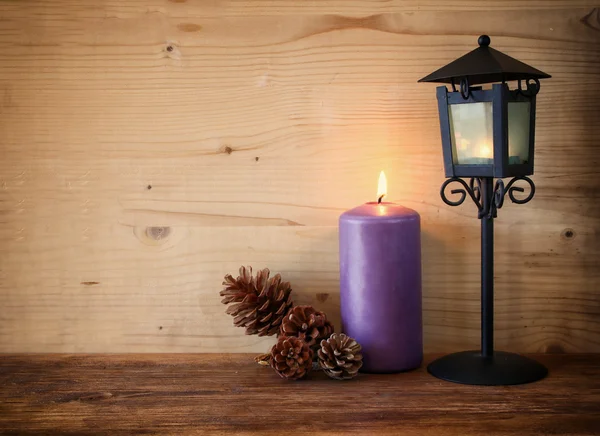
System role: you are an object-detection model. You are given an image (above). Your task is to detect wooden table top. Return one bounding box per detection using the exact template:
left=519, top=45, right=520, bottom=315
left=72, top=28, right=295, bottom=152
left=1, top=354, right=598, bottom=435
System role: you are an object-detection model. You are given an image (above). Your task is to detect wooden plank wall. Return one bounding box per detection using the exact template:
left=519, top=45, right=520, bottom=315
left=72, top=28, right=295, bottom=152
left=0, top=1, right=599, bottom=354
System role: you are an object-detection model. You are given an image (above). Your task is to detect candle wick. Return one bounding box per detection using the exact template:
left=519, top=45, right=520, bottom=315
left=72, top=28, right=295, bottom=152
left=378, top=195, right=384, bottom=204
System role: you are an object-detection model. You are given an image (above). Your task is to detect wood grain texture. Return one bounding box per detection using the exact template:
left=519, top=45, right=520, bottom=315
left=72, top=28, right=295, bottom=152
left=1, top=354, right=599, bottom=435
left=0, top=1, right=600, bottom=353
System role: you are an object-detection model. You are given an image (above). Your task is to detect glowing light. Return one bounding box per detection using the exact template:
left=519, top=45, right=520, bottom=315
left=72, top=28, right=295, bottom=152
left=377, top=171, right=387, bottom=203
left=479, top=142, right=493, bottom=159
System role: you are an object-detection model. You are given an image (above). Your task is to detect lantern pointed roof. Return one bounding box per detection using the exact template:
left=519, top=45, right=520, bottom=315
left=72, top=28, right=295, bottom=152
left=418, top=35, right=551, bottom=85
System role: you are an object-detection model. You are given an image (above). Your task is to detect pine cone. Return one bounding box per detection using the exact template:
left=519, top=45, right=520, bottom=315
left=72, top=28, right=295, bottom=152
left=280, top=305, right=334, bottom=349
left=220, top=266, right=269, bottom=304
left=318, top=333, right=363, bottom=380
left=270, top=336, right=313, bottom=380
left=219, top=266, right=293, bottom=336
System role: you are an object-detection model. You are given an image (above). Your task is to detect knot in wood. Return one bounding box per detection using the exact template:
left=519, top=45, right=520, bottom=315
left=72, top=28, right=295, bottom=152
left=561, top=228, right=575, bottom=240
left=146, top=226, right=171, bottom=241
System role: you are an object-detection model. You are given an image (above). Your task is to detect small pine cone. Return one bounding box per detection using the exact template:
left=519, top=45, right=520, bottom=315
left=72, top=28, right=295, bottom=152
left=318, top=333, right=363, bottom=380
left=280, top=305, right=334, bottom=349
left=219, top=266, right=293, bottom=336
left=270, top=336, right=313, bottom=380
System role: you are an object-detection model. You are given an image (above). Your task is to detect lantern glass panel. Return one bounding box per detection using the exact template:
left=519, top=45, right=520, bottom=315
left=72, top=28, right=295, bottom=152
left=449, top=102, right=494, bottom=165
left=508, top=101, right=531, bottom=165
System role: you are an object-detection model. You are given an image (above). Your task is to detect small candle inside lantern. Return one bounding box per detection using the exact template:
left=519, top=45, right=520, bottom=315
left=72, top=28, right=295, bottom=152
left=478, top=142, right=493, bottom=159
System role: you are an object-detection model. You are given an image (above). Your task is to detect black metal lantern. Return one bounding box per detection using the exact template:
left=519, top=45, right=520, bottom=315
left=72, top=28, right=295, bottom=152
left=419, top=35, right=551, bottom=386
left=420, top=35, right=550, bottom=179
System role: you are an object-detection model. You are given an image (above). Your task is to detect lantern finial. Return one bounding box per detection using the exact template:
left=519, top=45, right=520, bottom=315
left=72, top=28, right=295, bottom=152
left=478, top=35, right=490, bottom=47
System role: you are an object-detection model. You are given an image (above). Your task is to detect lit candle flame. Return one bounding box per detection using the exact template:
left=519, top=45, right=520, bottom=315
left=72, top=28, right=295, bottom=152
left=377, top=171, right=387, bottom=203
left=479, top=142, right=493, bottom=159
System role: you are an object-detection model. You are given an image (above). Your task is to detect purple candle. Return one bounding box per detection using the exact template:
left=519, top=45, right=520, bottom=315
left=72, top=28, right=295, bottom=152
left=339, top=172, right=422, bottom=373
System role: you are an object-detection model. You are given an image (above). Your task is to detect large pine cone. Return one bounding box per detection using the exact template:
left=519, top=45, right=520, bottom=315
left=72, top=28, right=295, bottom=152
left=280, top=305, right=334, bottom=348
left=270, top=336, right=313, bottom=380
left=318, top=333, right=363, bottom=380
left=220, top=266, right=269, bottom=304
left=220, top=266, right=293, bottom=336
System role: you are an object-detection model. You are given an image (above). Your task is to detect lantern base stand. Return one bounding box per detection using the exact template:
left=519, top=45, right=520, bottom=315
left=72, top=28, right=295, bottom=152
left=427, top=350, right=548, bottom=386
